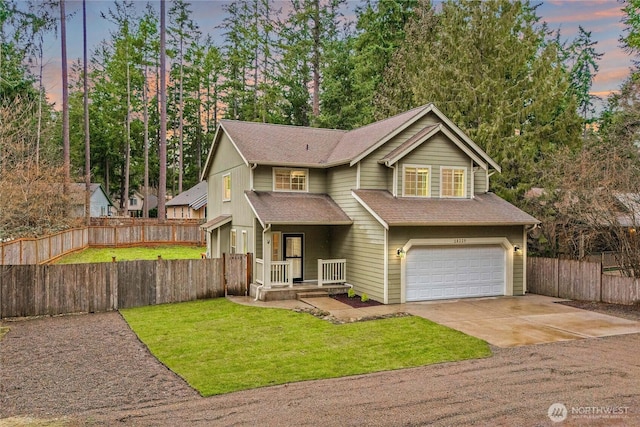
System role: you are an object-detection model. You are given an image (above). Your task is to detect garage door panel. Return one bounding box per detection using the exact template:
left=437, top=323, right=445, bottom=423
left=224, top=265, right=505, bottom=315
left=406, top=245, right=505, bottom=302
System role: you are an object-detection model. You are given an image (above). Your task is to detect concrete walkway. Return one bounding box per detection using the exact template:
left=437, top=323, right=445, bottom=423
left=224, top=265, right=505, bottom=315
left=227, top=294, right=640, bottom=348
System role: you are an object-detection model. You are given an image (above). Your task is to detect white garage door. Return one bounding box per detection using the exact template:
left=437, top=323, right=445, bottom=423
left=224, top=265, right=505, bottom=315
left=406, top=245, right=505, bottom=301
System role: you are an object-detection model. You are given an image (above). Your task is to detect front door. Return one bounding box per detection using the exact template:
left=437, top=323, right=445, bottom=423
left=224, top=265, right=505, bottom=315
left=283, top=234, right=303, bottom=282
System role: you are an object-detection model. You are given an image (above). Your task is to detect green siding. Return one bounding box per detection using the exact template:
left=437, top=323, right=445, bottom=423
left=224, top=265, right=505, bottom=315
left=206, top=132, right=255, bottom=255
left=328, top=165, right=386, bottom=302
left=271, top=225, right=332, bottom=281
left=387, top=226, right=525, bottom=304
left=253, top=166, right=327, bottom=193
left=474, top=167, right=488, bottom=194
left=399, top=134, right=471, bottom=198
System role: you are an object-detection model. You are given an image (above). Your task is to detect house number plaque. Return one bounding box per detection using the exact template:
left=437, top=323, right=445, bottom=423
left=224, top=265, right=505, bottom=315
left=453, top=238, right=467, bottom=244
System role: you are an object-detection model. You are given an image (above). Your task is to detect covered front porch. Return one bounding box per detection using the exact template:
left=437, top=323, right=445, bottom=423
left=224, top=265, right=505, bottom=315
left=245, top=190, right=353, bottom=301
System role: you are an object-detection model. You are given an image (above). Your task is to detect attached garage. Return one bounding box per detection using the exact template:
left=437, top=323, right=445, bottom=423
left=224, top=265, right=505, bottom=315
left=405, top=245, right=506, bottom=301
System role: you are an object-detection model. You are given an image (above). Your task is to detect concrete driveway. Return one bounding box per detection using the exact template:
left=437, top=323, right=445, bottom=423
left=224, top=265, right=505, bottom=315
left=403, top=294, right=640, bottom=347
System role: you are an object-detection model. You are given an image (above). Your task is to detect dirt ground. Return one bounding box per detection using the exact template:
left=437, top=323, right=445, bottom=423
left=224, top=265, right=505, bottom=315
left=1, top=308, right=639, bottom=426
left=559, top=300, right=640, bottom=321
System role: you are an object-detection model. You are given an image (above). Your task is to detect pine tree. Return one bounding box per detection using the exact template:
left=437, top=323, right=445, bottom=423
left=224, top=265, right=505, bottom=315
left=376, top=0, right=582, bottom=201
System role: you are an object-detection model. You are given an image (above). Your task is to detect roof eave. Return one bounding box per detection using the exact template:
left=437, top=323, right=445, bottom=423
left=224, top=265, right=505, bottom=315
left=247, top=160, right=351, bottom=169
left=349, top=104, right=434, bottom=167
left=387, top=221, right=540, bottom=227
left=262, top=220, right=353, bottom=226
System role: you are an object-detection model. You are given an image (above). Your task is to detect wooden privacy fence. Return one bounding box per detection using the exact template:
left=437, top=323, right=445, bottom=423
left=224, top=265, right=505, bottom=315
left=0, top=223, right=206, bottom=265
left=527, top=257, right=640, bottom=305
left=0, top=256, right=253, bottom=318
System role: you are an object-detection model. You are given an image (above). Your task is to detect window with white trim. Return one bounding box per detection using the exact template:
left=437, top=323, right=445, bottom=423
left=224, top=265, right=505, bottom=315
left=403, top=165, right=430, bottom=197
left=441, top=167, right=466, bottom=197
left=272, top=232, right=281, bottom=261
left=223, top=174, right=231, bottom=201
left=242, top=230, right=248, bottom=254
left=274, top=168, right=308, bottom=192
left=230, top=229, right=237, bottom=254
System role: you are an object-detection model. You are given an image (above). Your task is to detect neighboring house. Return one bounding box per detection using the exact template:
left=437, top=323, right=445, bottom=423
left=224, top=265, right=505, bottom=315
left=127, top=191, right=158, bottom=217
left=201, top=104, right=539, bottom=304
left=70, top=183, right=114, bottom=217
left=166, top=181, right=207, bottom=219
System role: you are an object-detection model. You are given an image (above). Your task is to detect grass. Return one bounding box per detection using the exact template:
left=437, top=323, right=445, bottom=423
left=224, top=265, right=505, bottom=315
left=0, top=326, right=9, bottom=341
left=121, top=298, right=491, bottom=396
left=53, top=245, right=206, bottom=264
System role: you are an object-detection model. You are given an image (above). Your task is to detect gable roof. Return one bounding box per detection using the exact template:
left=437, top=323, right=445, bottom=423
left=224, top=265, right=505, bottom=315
left=352, top=190, right=539, bottom=229
left=70, top=183, right=114, bottom=206
left=202, top=104, right=501, bottom=179
left=244, top=191, right=352, bottom=227
left=166, top=181, right=207, bottom=210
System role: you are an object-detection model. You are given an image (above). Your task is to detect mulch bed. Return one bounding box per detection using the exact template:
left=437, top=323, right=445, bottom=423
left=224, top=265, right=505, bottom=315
left=558, top=300, right=640, bottom=321
left=331, top=292, right=382, bottom=308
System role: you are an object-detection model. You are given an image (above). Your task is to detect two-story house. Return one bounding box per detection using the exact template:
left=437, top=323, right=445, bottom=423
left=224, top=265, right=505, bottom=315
left=202, top=104, right=538, bottom=304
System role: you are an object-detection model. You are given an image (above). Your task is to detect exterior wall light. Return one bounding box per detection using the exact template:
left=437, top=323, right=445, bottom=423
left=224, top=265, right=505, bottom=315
left=514, top=245, right=523, bottom=255
left=396, top=248, right=406, bottom=258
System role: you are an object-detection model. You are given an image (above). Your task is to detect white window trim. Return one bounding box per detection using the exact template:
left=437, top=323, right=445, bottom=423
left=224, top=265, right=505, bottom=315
left=230, top=229, right=237, bottom=254
left=242, top=230, right=248, bottom=254
left=440, top=166, right=467, bottom=198
left=272, top=167, right=309, bottom=192
left=222, top=173, right=231, bottom=202
left=402, top=164, right=431, bottom=198
left=271, top=231, right=281, bottom=261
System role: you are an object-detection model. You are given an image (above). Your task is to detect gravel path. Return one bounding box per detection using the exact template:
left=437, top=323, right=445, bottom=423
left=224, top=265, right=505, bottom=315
left=1, top=310, right=639, bottom=426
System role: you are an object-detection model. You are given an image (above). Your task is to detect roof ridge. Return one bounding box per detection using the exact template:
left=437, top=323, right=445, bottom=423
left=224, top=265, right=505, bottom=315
left=221, top=119, right=348, bottom=134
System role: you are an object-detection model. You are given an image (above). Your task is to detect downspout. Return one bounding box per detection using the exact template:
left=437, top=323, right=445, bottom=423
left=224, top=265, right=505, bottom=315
left=254, top=223, right=271, bottom=301
left=390, top=164, right=397, bottom=197
left=250, top=163, right=257, bottom=191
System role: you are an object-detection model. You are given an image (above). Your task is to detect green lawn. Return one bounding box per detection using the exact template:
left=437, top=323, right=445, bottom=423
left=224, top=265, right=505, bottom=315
left=121, top=298, right=491, bottom=396
left=54, top=246, right=206, bottom=264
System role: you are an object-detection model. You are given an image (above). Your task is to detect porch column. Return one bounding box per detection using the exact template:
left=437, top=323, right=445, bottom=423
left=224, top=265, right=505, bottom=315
left=263, top=229, right=272, bottom=288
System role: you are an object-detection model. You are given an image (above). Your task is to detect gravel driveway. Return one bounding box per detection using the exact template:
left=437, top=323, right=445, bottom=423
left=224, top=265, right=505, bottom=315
left=1, top=309, right=639, bottom=426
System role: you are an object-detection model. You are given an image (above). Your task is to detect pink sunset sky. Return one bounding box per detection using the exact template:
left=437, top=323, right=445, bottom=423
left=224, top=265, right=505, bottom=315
left=36, top=0, right=634, bottom=113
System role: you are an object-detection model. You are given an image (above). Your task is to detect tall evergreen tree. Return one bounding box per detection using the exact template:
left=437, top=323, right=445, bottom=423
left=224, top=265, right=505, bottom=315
left=566, top=26, right=603, bottom=131
left=376, top=0, right=582, bottom=201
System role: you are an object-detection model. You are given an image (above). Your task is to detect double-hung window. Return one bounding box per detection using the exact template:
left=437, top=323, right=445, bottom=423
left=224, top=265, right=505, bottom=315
left=274, top=168, right=308, bottom=192
left=403, top=165, right=430, bottom=197
left=441, top=167, right=466, bottom=198
left=230, top=229, right=237, bottom=254
left=223, top=174, right=231, bottom=201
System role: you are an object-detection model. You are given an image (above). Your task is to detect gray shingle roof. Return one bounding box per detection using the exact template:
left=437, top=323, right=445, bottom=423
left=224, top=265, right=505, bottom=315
left=353, top=190, right=539, bottom=227
left=166, top=181, right=208, bottom=209
left=221, top=120, right=345, bottom=166
left=379, top=124, right=439, bottom=165
left=217, top=105, right=433, bottom=168
left=201, top=214, right=232, bottom=231
left=245, top=191, right=353, bottom=226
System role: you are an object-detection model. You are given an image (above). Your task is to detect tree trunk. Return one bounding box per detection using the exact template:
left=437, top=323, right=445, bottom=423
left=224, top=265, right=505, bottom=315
left=311, top=0, right=320, bottom=118
left=143, top=60, right=150, bottom=218
left=60, top=0, right=70, bottom=195
left=158, top=0, right=167, bottom=221
left=178, top=36, right=184, bottom=194
left=83, top=0, right=91, bottom=225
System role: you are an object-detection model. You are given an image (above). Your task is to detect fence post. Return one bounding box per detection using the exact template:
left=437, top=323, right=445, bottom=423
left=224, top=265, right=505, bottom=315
left=598, top=261, right=603, bottom=302
left=222, top=252, right=227, bottom=296
left=246, top=253, right=252, bottom=296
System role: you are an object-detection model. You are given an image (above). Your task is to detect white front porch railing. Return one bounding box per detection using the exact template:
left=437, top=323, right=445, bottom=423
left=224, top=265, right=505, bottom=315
left=255, top=258, right=264, bottom=285
left=270, top=260, right=294, bottom=287
left=255, top=258, right=293, bottom=288
left=318, top=259, right=346, bottom=287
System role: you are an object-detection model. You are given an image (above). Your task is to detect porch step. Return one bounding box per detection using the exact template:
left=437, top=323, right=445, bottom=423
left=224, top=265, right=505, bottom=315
left=296, top=291, right=329, bottom=300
